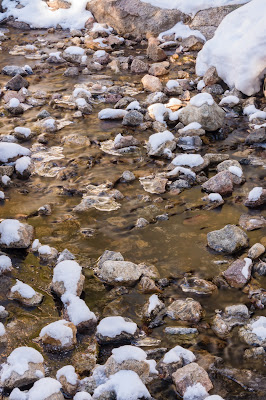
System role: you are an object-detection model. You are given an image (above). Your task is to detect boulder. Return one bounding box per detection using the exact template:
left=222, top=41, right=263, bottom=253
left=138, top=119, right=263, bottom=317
left=0, top=219, right=34, bottom=249
left=94, top=260, right=143, bottom=286
left=172, top=362, right=213, bottom=396
left=86, top=0, right=186, bottom=37
left=179, top=99, right=225, bottom=131
left=167, top=298, right=203, bottom=323
left=207, top=224, right=249, bottom=254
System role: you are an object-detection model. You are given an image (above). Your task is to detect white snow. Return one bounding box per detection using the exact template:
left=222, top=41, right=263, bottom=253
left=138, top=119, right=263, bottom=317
left=76, top=98, right=88, bottom=107
left=0, top=142, right=30, bottom=162
left=145, top=359, right=158, bottom=375
left=52, top=260, right=82, bottom=296
left=159, top=21, right=205, bottom=42
left=163, top=345, right=196, bottom=364
left=183, top=382, right=208, bottom=400
left=172, top=154, right=204, bottom=167
left=219, top=96, right=239, bottom=106
left=14, top=127, right=31, bottom=138
left=0, top=191, right=4, bottom=200
left=65, top=46, right=85, bottom=56
left=38, top=245, right=52, bottom=255
left=241, top=258, right=252, bottom=280
left=0, top=219, right=23, bottom=246
left=98, top=109, right=128, bottom=120
left=141, top=0, right=249, bottom=16
left=91, top=22, right=113, bottom=34
left=97, top=316, right=137, bottom=338
left=251, top=316, right=266, bottom=340
left=9, top=388, right=27, bottom=400
left=228, top=166, right=243, bottom=177
left=112, top=345, right=147, bottom=364
left=248, top=187, right=263, bottom=202
left=93, top=370, right=151, bottom=400
left=0, top=0, right=93, bottom=30
left=126, top=101, right=141, bottom=111
left=148, top=103, right=168, bottom=123
left=166, top=80, right=180, bottom=90
left=74, top=393, right=92, bottom=400
left=56, top=365, right=78, bottom=385
left=0, top=346, right=43, bottom=383
left=196, top=0, right=266, bottom=96
left=148, top=294, right=161, bottom=314
left=8, top=98, right=20, bottom=108
left=197, top=80, right=205, bottom=91
left=205, top=396, right=225, bottom=400
left=32, top=239, right=40, bottom=251
left=2, top=175, right=10, bottom=185
left=181, top=122, right=202, bottom=132
left=94, top=50, right=106, bottom=58
left=11, top=279, right=36, bottom=299
left=61, top=292, right=96, bottom=326
left=249, top=111, right=266, bottom=121
left=28, top=377, right=62, bottom=400
left=148, top=131, right=175, bottom=150
left=243, top=105, right=257, bottom=116
left=190, top=93, right=214, bottom=107
left=167, top=166, right=196, bottom=179
left=208, top=193, right=223, bottom=202
left=0, top=322, right=6, bottom=336
left=15, top=156, right=31, bottom=174
left=73, top=87, right=91, bottom=100
left=0, top=255, right=12, bottom=274
left=40, top=320, right=74, bottom=346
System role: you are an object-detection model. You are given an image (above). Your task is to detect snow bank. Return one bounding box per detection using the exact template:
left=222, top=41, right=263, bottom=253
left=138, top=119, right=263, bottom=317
left=159, top=21, right=205, bottom=41
left=196, top=0, right=266, bottom=96
left=28, top=377, right=62, bottom=400
left=0, top=347, right=43, bottom=383
left=0, top=0, right=93, bottom=30
left=93, top=370, right=151, bottom=400
left=97, top=316, right=137, bottom=338
left=141, top=0, right=249, bottom=16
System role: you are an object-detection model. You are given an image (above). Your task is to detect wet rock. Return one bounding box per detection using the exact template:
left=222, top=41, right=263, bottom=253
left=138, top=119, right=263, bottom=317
left=97, top=250, right=124, bottom=268
left=244, top=346, right=265, bottom=359
left=72, top=338, right=98, bottom=375
left=180, top=277, right=217, bottom=295
left=203, top=66, right=220, bottom=86
left=113, top=134, right=139, bottom=149
left=2, top=65, right=27, bottom=77
left=139, top=175, right=168, bottom=194
left=167, top=298, right=203, bottom=323
left=130, top=58, right=149, bottom=74
left=172, top=362, right=213, bottom=396
left=138, top=276, right=161, bottom=293
left=64, top=66, right=79, bottom=77
left=182, top=35, right=204, bottom=51
left=216, top=159, right=244, bottom=184
left=8, top=280, right=43, bottom=307
left=213, top=366, right=266, bottom=393
left=94, top=260, right=143, bottom=286
left=135, top=218, right=149, bottom=229
left=0, top=219, right=34, bottom=249
left=96, top=316, right=138, bottom=344
left=141, top=74, right=163, bottom=92
left=145, top=91, right=168, bottom=105
left=178, top=97, right=225, bottom=131
left=201, top=170, right=234, bottom=195
left=248, top=243, right=265, bottom=260
left=253, top=261, right=266, bottom=276
left=5, top=74, right=29, bottom=91
left=239, top=316, right=266, bottom=347
left=38, top=204, right=52, bottom=216
left=121, top=170, right=135, bottom=182
left=39, top=320, right=77, bottom=351
left=87, top=0, right=185, bottom=37
left=245, top=127, right=266, bottom=146
left=164, top=327, right=199, bottom=336
left=0, top=306, right=8, bottom=319
left=207, top=224, right=249, bottom=254
left=239, top=214, right=266, bottom=231
left=5, top=98, right=24, bottom=115
left=212, top=304, right=250, bottom=339
left=223, top=258, right=252, bottom=288
left=244, top=187, right=266, bottom=208
left=147, top=37, right=167, bottom=62
left=0, top=347, right=44, bottom=389
left=122, top=110, right=143, bottom=126
left=143, top=294, right=165, bottom=320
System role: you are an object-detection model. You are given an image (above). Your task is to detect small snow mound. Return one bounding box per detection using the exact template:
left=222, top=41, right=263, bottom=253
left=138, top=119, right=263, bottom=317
left=248, top=187, right=263, bottom=201
left=97, top=316, right=137, bottom=338
left=28, top=377, right=62, bottom=400
left=172, top=154, right=204, bottom=168
left=190, top=93, right=214, bottom=107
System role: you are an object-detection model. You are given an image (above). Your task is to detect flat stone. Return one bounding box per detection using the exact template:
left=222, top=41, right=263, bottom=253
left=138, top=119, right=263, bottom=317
left=239, top=214, right=266, bottom=231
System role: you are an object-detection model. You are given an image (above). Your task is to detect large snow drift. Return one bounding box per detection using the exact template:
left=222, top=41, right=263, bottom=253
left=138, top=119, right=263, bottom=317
left=0, top=0, right=93, bottom=30
left=196, top=0, right=266, bottom=96
left=141, top=0, right=250, bottom=16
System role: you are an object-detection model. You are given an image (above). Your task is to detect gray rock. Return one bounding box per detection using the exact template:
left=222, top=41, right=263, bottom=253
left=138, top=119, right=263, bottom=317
left=5, top=74, right=29, bottom=91
left=94, top=260, right=143, bottom=286
left=130, top=58, right=149, bottom=74
left=145, top=91, right=168, bottom=105
left=121, top=170, right=135, bottom=182
left=239, top=214, right=266, bottom=231
left=180, top=277, right=217, bottom=295
left=87, top=0, right=186, bottom=37
left=212, top=304, right=250, bottom=339
left=207, top=224, right=249, bottom=254
left=147, top=37, right=167, bottom=62
left=245, top=127, right=266, bottom=146
left=244, top=188, right=266, bottom=208
left=179, top=100, right=225, bottom=131
left=167, top=298, right=203, bottom=323
left=135, top=218, right=149, bottom=229
left=122, top=110, right=143, bottom=126
left=223, top=258, right=252, bottom=288
left=64, top=67, right=79, bottom=77
left=2, top=65, right=27, bottom=77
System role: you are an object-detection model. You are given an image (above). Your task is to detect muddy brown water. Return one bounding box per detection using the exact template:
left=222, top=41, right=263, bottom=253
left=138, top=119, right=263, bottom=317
left=0, top=28, right=265, bottom=398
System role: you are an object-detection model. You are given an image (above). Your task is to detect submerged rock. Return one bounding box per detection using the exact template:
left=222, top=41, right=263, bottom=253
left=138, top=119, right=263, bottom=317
left=239, top=214, right=266, bottom=231
left=94, top=260, right=143, bottom=286
left=207, top=224, right=249, bottom=254
left=239, top=316, right=266, bottom=347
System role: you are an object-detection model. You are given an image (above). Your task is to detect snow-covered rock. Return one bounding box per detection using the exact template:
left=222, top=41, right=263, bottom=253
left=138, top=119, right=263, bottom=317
left=96, top=316, right=138, bottom=344
left=0, top=346, right=44, bottom=389
left=62, top=293, right=97, bottom=332
left=39, top=319, right=77, bottom=351
left=196, top=0, right=266, bottom=96
left=51, top=260, right=85, bottom=297
left=56, top=365, right=79, bottom=396
left=0, top=254, right=12, bottom=275
left=28, top=377, right=63, bottom=400
left=0, top=219, right=34, bottom=249
left=0, top=142, right=30, bottom=163
left=147, top=130, right=176, bottom=157
left=9, top=279, right=43, bottom=306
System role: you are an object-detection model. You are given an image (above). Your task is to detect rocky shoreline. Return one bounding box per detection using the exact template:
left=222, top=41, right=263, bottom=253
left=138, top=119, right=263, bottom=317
left=0, top=2, right=265, bottom=400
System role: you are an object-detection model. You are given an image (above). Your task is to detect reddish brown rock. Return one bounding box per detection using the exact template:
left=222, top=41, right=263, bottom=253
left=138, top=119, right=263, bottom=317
left=201, top=170, right=234, bottom=195
left=172, top=362, right=213, bottom=396
left=223, top=258, right=252, bottom=288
